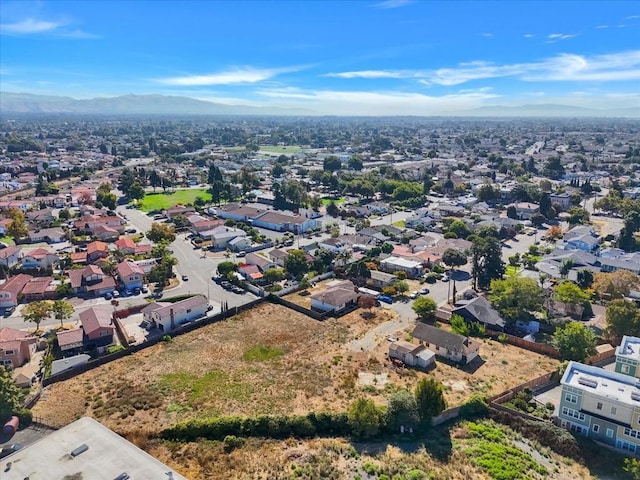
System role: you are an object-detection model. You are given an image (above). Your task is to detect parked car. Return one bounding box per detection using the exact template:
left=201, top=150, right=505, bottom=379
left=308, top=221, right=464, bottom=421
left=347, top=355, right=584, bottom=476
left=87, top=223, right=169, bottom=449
left=125, top=228, right=136, bottom=234
left=141, top=285, right=148, bottom=293
left=408, top=292, right=418, bottom=299
left=232, top=286, right=244, bottom=294
left=104, top=292, right=112, bottom=300
left=221, top=281, right=232, bottom=290
left=378, top=295, right=393, bottom=304
left=0, top=443, right=22, bottom=459
left=237, top=251, right=246, bottom=257
left=4, top=306, right=15, bottom=317
left=112, top=290, right=120, bottom=298
left=419, top=288, right=430, bottom=295
left=182, top=274, right=189, bottom=281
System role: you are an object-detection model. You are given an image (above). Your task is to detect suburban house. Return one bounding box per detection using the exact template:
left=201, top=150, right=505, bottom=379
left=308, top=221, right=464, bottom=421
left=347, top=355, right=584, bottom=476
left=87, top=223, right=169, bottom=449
left=228, top=236, right=252, bottom=252
left=388, top=341, right=435, bottom=369
left=238, top=264, right=263, bottom=282
left=310, top=280, right=359, bottom=314
left=164, top=205, right=196, bottom=220
left=411, top=323, right=480, bottom=365
left=186, top=214, right=224, bottom=233
left=21, top=276, right=58, bottom=301
left=379, top=256, right=424, bottom=279
left=269, top=248, right=288, bottom=267
left=0, top=327, right=37, bottom=368
left=216, top=203, right=266, bottom=222
left=558, top=361, right=640, bottom=455
left=367, top=270, right=397, bottom=290
left=451, top=296, right=506, bottom=331
left=598, top=252, right=640, bottom=275
left=74, top=214, right=125, bottom=234
left=209, top=226, right=248, bottom=250
left=244, top=252, right=278, bottom=272
left=511, top=202, right=540, bottom=220
left=87, top=241, right=110, bottom=263
left=27, top=227, right=65, bottom=244
left=114, top=237, right=153, bottom=256
left=616, top=336, right=640, bottom=378
left=252, top=210, right=320, bottom=234
left=0, top=245, right=21, bottom=269
left=56, top=328, right=84, bottom=354
left=21, top=248, right=59, bottom=270
left=93, top=225, right=120, bottom=242
left=116, top=260, right=144, bottom=291
left=68, top=265, right=116, bottom=297
left=26, top=208, right=55, bottom=227
left=550, top=192, right=572, bottom=210
left=0, top=274, right=33, bottom=307
left=142, top=295, right=208, bottom=331
left=563, top=226, right=600, bottom=253
left=79, top=307, right=115, bottom=349
left=318, top=238, right=348, bottom=253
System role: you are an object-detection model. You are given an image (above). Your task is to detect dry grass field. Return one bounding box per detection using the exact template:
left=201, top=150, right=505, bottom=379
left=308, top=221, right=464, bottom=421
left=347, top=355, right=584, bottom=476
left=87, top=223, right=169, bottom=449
left=33, top=303, right=559, bottom=437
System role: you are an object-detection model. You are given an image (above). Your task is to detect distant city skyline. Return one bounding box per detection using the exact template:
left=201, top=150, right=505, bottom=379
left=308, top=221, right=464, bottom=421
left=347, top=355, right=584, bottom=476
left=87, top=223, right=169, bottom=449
left=1, top=0, right=639, bottom=115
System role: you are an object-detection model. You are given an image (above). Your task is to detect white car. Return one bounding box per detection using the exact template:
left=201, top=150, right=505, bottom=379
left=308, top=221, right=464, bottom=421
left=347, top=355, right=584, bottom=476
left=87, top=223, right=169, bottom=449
left=409, top=292, right=418, bottom=299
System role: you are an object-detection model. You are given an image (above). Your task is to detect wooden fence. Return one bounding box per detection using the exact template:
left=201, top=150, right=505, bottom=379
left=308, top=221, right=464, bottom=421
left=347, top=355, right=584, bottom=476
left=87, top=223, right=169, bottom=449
left=269, top=295, right=327, bottom=321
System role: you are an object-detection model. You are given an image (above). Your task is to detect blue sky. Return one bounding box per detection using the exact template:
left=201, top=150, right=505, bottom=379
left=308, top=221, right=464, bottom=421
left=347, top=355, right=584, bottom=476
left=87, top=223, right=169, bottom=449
left=1, top=0, right=639, bottom=114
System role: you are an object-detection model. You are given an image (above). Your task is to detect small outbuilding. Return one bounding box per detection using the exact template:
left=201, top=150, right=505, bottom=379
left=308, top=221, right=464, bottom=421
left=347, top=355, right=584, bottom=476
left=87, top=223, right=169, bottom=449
left=389, top=341, right=435, bottom=369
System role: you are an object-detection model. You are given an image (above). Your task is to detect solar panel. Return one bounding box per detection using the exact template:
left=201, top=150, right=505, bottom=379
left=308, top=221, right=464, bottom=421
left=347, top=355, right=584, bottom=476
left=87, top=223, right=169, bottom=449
left=578, top=376, right=598, bottom=388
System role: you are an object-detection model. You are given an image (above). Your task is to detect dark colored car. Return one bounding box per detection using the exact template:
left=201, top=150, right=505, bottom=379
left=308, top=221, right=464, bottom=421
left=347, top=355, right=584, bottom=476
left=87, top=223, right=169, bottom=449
left=0, top=443, right=22, bottom=459
left=378, top=295, right=393, bottom=304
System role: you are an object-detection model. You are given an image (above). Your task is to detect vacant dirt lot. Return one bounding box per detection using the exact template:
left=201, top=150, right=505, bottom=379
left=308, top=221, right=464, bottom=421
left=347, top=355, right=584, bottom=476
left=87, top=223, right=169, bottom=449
left=33, top=303, right=559, bottom=436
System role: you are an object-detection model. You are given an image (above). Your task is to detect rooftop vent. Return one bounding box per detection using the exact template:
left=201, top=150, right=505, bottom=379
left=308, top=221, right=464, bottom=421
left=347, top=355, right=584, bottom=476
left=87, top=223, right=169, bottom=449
left=70, top=444, right=89, bottom=457
left=578, top=376, right=598, bottom=388
left=632, top=391, right=640, bottom=403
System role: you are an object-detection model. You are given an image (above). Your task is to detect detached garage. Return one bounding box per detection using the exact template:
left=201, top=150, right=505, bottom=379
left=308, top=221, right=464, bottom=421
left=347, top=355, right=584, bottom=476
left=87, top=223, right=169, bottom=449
left=389, top=341, right=435, bottom=370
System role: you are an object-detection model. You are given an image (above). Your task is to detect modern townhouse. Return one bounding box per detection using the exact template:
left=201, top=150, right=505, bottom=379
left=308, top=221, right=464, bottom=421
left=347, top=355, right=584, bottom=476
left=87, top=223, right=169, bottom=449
left=558, top=361, right=640, bottom=456
left=616, top=336, right=640, bottom=379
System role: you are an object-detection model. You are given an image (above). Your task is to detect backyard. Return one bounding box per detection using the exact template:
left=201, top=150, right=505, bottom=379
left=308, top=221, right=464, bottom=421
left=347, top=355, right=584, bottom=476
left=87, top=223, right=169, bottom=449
left=138, top=188, right=211, bottom=211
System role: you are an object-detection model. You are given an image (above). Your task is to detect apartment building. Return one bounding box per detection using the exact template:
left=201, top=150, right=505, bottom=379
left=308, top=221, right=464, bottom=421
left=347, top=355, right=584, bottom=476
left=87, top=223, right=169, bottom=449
left=616, top=336, right=640, bottom=379
left=559, top=361, right=640, bottom=456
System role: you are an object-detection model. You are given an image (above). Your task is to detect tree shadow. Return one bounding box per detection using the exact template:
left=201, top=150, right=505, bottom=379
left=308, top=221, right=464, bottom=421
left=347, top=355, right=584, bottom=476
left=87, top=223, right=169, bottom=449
left=351, top=424, right=453, bottom=461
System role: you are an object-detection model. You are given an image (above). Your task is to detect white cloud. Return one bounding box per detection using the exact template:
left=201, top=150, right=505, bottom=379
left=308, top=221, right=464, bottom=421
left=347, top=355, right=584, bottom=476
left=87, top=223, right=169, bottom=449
left=156, top=66, right=304, bottom=86
left=523, top=33, right=535, bottom=38
left=59, top=29, right=101, bottom=39
left=326, top=50, right=640, bottom=86
left=626, top=15, right=640, bottom=19
left=255, top=87, right=498, bottom=115
left=595, top=25, right=609, bottom=29
left=0, top=18, right=62, bottom=34
left=482, top=33, right=494, bottom=38
left=547, top=33, right=578, bottom=42
left=374, top=0, right=414, bottom=9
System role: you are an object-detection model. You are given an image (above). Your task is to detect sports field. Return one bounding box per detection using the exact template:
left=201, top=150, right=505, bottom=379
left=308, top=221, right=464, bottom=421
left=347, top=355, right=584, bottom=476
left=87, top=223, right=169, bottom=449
left=138, top=189, right=211, bottom=211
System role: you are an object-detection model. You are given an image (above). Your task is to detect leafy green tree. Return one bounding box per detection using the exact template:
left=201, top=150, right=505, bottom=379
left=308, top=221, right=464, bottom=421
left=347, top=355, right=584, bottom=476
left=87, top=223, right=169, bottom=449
left=386, top=389, right=419, bottom=431
left=326, top=201, right=340, bottom=217
left=312, top=248, right=336, bottom=273
left=58, top=208, right=71, bottom=221
left=393, top=279, right=409, bottom=294
left=348, top=156, right=364, bottom=171
left=323, top=156, right=342, bottom=173
left=576, top=269, right=594, bottom=289
left=172, top=214, right=190, bottom=230
left=543, top=156, right=565, bottom=179
left=450, top=313, right=470, bottom=336
left=415, top=378, right=447, bottom=423
left=567, top=207, right=590, bottom=226
left=148, top=254, right=177, bottom=287
left=605, top=299, right=640, bottom=343
left=447, top=219, right=471, bottom=239
left=0, top=366, right=22, bottom=420
left=470, top=226, right=505, bottom=290
left=147, top=222, right=176, bottom=243
left=552, top=322, right=597, bottom=362
left=489, top=277, right=543, bottom=322
left=442, top=248, right=467, bottom=270
left=412, top=296, right=437, bottom=321
left=6, top=208, right=28, bottom=239
left=284, top=249, right=309, bottom=279
left=592, top=270, right=640, bottom=300
left=263, top=267, right=285, bottom=283
left=345, top=260, right=371, bottom=285
left=347, top=398, right=383, bottom=439
left=554, top=281, right=590, bottom=306
left=381, top=242, right=394, bottom=254
left=51, top=299, right=74, bottom=328
left=22, top=300, right=52, bottom=333
left=217, top=261, right=237, bottom=276
left=624, top=458, right=640, bottom=480
left=128, top=181, right=146, bottom=201
left=506, top=205, right=518, bottom=219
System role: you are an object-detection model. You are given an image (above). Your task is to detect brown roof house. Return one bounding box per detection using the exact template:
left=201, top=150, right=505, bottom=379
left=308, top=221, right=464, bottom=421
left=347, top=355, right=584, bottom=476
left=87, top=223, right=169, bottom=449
left=116, top=260, right=144, bottom=290
left=0, top=273, right=33, bottom=307
left=79, top=307, right=115, bottom=349
left=310, top=280, right=359, bottom=314
left=21, top=276, right=58, bottom=301
left=412, top=323, right=480, bottom=365
left=87, top=241, right=110, bottom=263
left=21, top=248, right=59, bottom=270
left=68, top=265, right=116, bottom=297
left=0, top=327, right=37, bottom=368
left=56, top=328, right=84, bottom=353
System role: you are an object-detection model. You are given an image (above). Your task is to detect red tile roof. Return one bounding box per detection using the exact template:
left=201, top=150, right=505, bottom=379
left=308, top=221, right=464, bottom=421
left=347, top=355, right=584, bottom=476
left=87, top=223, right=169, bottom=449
left=56, top=328, right=84, bottom=348
left=79, top=307, right=113, bottom=336
left=87, top=241, right=108, bottom=254
left=0, top=274, right=33, bottom=295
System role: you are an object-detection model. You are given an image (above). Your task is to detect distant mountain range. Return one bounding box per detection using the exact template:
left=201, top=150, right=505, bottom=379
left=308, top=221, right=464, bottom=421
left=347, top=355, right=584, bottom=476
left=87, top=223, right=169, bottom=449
left=0, top=92, right=637, bottom=117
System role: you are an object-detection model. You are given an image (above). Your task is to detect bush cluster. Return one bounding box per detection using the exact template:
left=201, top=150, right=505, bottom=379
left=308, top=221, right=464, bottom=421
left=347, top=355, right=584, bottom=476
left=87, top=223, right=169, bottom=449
left=161, top=411, right=350, bottom=442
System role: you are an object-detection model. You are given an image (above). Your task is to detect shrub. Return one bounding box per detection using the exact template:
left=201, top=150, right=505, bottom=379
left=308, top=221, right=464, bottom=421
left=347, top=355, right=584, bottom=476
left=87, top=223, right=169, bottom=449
left=15, top=408, right=33, bottom=428
left=223, top=435, right=245, bottom=452
left=107, top=345, right=125, bottom=354
left=498, top=333, right=508, bottom=344
left=460, top=395, right=488, bottom=419
left=160, top=335, right=172, bottom=343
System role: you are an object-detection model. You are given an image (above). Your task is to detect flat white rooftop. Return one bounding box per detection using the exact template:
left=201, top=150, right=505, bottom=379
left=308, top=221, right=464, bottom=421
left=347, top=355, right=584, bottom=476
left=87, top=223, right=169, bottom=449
left=1, top=417, right=187, bottom=480
left=616, top=335, right=640, bottom=362
left=562, top=361, right=640, bottom=409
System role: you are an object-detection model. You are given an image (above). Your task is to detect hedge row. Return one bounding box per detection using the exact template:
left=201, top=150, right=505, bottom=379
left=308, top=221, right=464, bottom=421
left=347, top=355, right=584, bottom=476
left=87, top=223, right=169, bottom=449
left=161, top=411, right=349, bottom=442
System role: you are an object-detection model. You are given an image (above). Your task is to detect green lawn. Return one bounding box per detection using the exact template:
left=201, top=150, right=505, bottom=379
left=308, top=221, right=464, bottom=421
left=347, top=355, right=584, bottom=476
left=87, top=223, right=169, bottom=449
left=139, top=189, right=211, bottom=212
left=505, top=265, right=522, bottom=277
left=0, top=236, right=15, bottom=246
left=321, top=197, right=346, bottom=206
left=259, top=145, right=304, bottom=154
